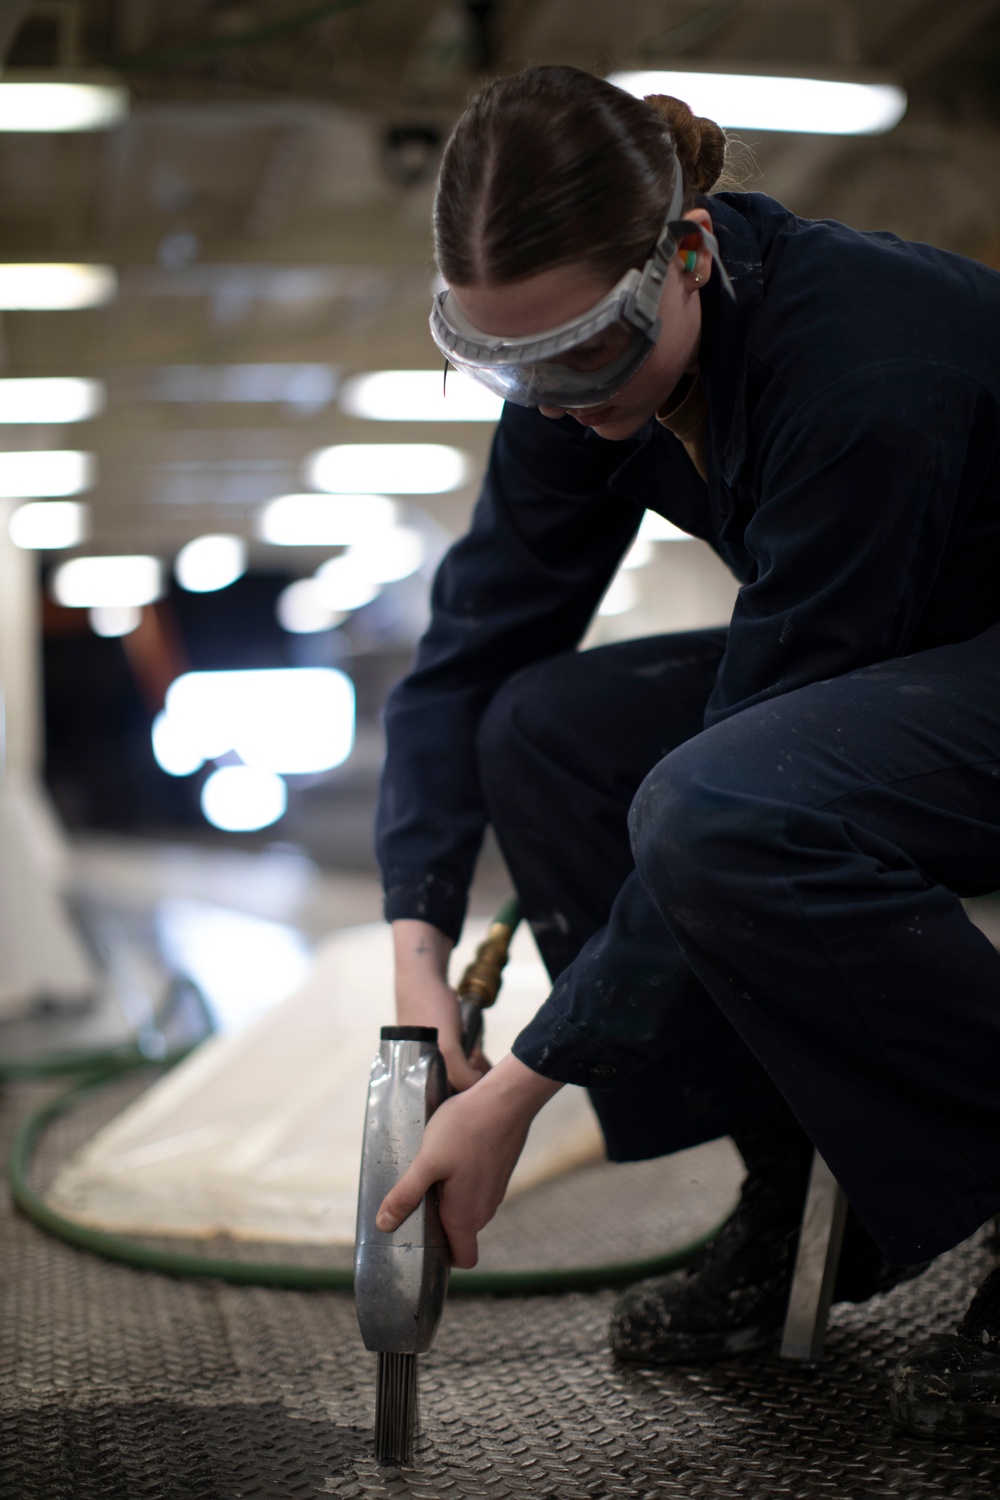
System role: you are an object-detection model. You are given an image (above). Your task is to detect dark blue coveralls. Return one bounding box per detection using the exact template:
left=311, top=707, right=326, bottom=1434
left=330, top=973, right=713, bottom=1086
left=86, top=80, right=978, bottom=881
left=376, top=191, right=1000, bottom=1264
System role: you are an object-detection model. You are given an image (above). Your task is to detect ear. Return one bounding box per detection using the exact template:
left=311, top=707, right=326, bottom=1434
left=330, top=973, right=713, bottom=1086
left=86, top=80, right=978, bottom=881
left=677, top=207, right=714, bottom=287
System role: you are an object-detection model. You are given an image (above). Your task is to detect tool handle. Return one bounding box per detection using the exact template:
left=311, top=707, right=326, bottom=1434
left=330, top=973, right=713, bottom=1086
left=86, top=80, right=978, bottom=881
left=455, top=899, right=520, bottom=1056
left=459, top=995, right=484, bottom=1056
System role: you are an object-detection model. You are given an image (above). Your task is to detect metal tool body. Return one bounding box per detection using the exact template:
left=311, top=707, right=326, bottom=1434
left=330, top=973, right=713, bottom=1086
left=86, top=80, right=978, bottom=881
left=355, top=1024, right=449, bottom=1463
left=355, top=1026, right=449, bottom=1359
left=355, top=905, right=519, bottom=1464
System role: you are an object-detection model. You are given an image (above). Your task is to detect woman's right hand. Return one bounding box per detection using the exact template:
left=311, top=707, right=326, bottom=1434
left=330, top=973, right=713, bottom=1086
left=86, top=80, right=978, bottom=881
left=392, top=919, right=487, bottom=1091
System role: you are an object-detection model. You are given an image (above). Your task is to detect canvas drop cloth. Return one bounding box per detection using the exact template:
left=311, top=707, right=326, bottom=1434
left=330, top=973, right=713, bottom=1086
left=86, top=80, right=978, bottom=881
left=45, top=920, right=604, bottom=1244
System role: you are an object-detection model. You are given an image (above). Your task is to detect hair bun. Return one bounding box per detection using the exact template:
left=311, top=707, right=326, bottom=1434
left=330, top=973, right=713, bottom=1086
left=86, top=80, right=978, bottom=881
left=644, top=94, right=727, bottom=195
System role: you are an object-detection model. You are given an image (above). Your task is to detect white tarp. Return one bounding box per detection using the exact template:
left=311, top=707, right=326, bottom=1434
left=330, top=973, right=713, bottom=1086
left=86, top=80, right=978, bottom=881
left=47, top=920, right=604, bottom=1244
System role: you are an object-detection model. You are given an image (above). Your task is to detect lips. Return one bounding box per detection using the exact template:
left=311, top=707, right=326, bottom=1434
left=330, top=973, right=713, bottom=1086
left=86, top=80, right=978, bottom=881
left=572, top=406, right=616, bottom=427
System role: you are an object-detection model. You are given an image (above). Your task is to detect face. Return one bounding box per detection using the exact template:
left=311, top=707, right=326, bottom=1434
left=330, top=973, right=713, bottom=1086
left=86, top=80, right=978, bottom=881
left=448, top=211, right=713, bottom=441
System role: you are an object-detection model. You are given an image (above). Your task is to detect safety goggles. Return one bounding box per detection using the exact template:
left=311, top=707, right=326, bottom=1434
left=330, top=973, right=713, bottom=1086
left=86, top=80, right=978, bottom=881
left=430, top=168, right=734, bottom=410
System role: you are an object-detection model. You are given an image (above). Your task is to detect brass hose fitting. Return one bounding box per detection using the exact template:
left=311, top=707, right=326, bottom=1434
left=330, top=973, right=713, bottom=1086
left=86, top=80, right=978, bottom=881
left=457, top=919, right=516, bottom=1009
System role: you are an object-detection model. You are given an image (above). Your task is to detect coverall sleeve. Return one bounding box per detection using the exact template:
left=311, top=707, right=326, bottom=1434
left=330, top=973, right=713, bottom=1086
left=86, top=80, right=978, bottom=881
left=376, top=402, right=641, bottom=941
left=513, top=359, right=988, bottom=1086
left=706, top=359, right=983, bottom=725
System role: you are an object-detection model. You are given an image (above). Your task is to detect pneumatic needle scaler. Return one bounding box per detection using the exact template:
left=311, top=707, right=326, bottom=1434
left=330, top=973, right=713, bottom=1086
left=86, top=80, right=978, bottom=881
left=354, top=901, right=519, bottom=1465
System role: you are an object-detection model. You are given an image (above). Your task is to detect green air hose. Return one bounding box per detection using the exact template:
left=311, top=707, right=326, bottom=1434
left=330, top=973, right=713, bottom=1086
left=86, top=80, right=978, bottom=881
left=4, top=901, right=726, bottom=1294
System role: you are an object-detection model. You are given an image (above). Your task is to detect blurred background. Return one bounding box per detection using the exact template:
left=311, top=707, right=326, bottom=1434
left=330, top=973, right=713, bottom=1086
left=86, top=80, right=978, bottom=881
left=2, top=0, right=1000, bottom=1038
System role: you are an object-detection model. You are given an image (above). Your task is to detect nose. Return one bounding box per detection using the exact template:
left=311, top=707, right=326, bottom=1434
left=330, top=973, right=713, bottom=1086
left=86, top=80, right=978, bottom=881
left=538, top=404, right=566, bottom=419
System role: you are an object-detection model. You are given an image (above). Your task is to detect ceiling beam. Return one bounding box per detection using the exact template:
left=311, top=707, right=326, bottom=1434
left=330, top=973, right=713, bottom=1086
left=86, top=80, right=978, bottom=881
left=0, top=0, right=32, bottom=65
left=888, top=0, right=1000, bottom=82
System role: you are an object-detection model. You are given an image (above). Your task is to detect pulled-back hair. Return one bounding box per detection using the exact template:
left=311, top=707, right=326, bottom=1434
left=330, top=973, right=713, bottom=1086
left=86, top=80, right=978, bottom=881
left=434, top=65, right=730, bottom=287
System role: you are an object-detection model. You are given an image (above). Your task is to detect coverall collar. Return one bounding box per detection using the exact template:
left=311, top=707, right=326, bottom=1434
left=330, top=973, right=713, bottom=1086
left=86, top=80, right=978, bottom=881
left=696, top=192, right=766, bottom=486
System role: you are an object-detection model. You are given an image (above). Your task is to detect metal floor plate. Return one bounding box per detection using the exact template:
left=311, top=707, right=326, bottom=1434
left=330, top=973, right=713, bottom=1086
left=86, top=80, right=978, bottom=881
left=3, top=1080, right=1000, bottom=1499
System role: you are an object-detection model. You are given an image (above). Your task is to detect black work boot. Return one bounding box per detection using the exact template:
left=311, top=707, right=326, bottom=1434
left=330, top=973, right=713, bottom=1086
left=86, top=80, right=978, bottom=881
left=889, top=1264, right=1000, bottom=1439
left=611, top=1119, right=929, bottom=1364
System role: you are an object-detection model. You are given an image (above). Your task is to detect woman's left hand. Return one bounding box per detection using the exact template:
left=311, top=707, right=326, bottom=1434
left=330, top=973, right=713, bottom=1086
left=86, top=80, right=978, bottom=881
left=375, top=1053, right=563, bottom=1268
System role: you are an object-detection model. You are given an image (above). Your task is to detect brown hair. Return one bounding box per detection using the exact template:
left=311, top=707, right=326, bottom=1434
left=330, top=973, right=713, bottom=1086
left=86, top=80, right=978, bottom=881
left=434, top=65, right=730, bottom=287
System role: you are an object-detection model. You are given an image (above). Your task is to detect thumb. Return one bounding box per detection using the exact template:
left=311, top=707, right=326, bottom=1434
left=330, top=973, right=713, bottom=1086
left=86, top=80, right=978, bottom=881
left=376, top=1156, right=436, bottom=1233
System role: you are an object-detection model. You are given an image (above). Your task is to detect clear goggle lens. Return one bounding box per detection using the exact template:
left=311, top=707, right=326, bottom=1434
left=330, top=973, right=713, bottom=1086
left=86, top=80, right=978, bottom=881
left=436, top=311, right=655, bottom=409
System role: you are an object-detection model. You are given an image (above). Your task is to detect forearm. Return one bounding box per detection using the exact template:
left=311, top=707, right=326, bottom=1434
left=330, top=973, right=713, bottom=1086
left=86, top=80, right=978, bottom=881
left=472, top=1049, right=564, bottom=1118
left=393, top=918, right=454, bottom=1002
left=392, top=918, right=488, bottom=1089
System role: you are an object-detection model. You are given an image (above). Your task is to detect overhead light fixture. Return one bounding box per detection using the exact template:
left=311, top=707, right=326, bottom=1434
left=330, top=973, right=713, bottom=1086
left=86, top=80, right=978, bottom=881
left=0, top=264, right=117, bottom=309
left=162, top=668, right=356, bottom=776
left=305, top=443, right=471, bottom=494
left=340, top=370, right=504, bottom=423
left=147, top=364, right=338, bottom=410
left=8, top=499, right=90, bottom=550
left=608, top=70, right=906, bottom=135
left=0, top=76, right=128, bottom=132
left=346, top=525, right=425, bottom=584
left=275, top=579, right=345, bottom=635
left=0, top=450, right=94, bottom=498
left=52, top=555, right=163, bottom=609
left=201, top=766, right=288, bottom=834
left=89, top=604, right=142, bottom=638
left=0, top=377, right=105, bottom=423
left=174, top=534, right=247, bottom=593
left=258, top=492, right=398, bottom=547
left=313, top=556, right=381, bottom=613
left=152, top=710, right=208, bottom=777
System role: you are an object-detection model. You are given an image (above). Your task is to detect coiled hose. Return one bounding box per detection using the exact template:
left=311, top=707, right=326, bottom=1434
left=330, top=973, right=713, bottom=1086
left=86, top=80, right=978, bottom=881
left=4, top=901, right=724, bottom=1293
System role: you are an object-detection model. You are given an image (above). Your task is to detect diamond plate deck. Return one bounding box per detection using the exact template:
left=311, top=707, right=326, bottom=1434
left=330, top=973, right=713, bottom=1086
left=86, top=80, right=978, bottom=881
left=3, top=1078, right=1000, bottom=1499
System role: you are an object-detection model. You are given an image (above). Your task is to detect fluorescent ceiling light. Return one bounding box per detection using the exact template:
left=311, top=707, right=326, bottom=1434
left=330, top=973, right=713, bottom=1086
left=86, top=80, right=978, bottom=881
left=175, top=534, right=247, bottom=593
left=639, top=511, right=694, bottom=542
left=9, top=500, right=90, bottom=550
left=0, top=79, right=128, bottom=132
left=313, top=556, right=381, bottom=613
left=608, top=70, right=906, bottom=135
left=163, top=668, right=356, bottom=776
left=89, top=604, right=142, bottom=638
left=201, top=766, right=288, bottom=834
left=340, top=370, right=504, bottom=422
left=53, top=555, right=163, bottom=609
left=346, top=525, right=425, bottom=584
left=258, top=492, right=398, bottom=546
left=147, top=364, right=337, bottom=410
left=152, top=710, right=207, bottom=777
left=0, top=377, right=105, bottom=423
left=0, top=450, right=94, bottom=498
left=305, top=443, right=470, bottom=494
left=275, top=579, right=345, bottom=635
left=0, top=264, right=117, bottom=309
